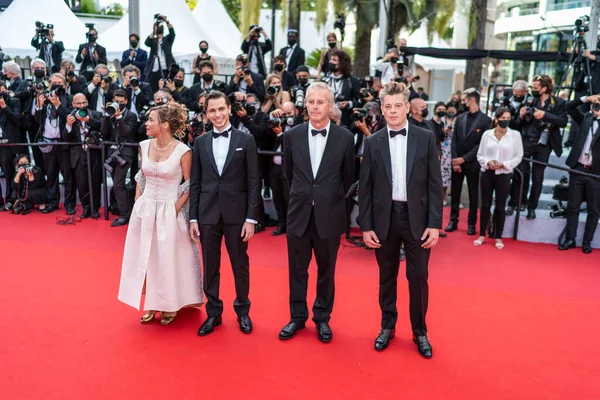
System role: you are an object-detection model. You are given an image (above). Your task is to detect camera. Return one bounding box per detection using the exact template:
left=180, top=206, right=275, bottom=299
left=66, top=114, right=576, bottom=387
left=129, top=76, right=140, bottom=88
left=166, top=64, right=179, bottom=81
left=65, top=70, right=76, bottom=80
left=239, top=55, right=251, bottom=75
left=266, top=85, right=280, bottom=96
left=335, top=94, right=346, bottom=103
left=334, top=14, right=346, bottom=33
left=359, top=88, right=375, bottom=99
left=0, top=90, right=9, bottom=102
left=104, top=102, right=120, bottom=118
left=82, top=128, right=101, bottom=144
left=104, top=149, right=127, bottom=173
left=291, top=85, right=306, bottom=109
left=19, top=163, right=37, bottom=173
left=42, top=86, right=65, bottom=105
left=28, top=80, right=47, bottom=95
left=266, top=118, right=282, bottom=129
left=189, top=118, right=205, bottom=137
left=100, top=74, right=112, bottom=84
left=35, top=21, right=53, bottom=43
left=85, top=23, right=96, bottom=42
left=154, top=14, right=166, bottom=21
left=70, top=108, right=89, bottom=119
left=351, top=108, right=367, bottom=121
left=591, top=102, right=600, bottom=112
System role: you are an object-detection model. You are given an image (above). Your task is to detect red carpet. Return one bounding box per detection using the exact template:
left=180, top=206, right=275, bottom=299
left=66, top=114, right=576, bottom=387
left=1, top=207, right=599, bottom=399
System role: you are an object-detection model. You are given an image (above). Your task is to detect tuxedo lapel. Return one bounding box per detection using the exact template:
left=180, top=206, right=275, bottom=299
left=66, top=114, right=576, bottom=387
left=464, top=112, right=483, bottom=139
left=222, top=129, right=242, bottom=175
left=204, top=133, right=218, bottom=174
left=299, top=123, right=311, bottom=177
left=377, top=130, right=393, bottom=188
left=460, top=113, right=468, bottom=139
left=406, top=125, right=419, bottom=184
left=315, top=126, right=340, bottom=180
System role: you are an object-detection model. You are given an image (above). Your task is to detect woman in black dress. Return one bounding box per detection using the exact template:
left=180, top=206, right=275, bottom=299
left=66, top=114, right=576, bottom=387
left=192, top=41, right=218, bottom=84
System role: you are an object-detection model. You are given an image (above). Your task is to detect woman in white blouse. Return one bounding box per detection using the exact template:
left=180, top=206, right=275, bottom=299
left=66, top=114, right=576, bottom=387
left=475, top=107, right=524, bottom=249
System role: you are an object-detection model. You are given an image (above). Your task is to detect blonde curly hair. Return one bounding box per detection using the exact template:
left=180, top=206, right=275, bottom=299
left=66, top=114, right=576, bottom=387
left=152, top=102, right=189, bottom=139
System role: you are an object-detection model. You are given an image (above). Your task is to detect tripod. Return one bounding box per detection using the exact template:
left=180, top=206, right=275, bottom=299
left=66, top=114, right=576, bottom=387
left=560, top=34, right=593, bottom=97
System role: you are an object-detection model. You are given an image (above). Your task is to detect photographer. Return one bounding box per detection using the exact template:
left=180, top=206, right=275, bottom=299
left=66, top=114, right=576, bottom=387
left=324, top=49, right=360, bottom=127
left=288, top=65, right=311, bottom=109
left=316, top=32, right=339, bottom=80
left=226, top=54, right=265, bottom=102
left=120, top=33, right=148, bottom=81
left=503, top=80, right=530, bottom=130
left=0, top=80, right=22, bottom=209
left=408, top=97, right=434, bottom=131
left=145, top=15, right=176, bottom=92
left=153, top=90, right=173, bottom=106
left=84, top=64, right=117, bottom=113
left=374, top=46, right=404, bottom=84
left=64, top=94, right=102, bottom=218
left=34, top=73, right=74, bottom=214
left=352, top=101, right=385, bottom=178
left=60, top=60, right=86, bottom=96
left=159, top=68, right=189, bottom=104
left=272, top=55, right=297, bottom=91
left=121, top=65, right=152, bottom=117
left=507, top=74, right=567, bottom=220
left=100, top=89, right=138, bottom=227
left=261, top=74, right=291, bottom=114
left=5, top=155, right=46, bottom=214
left=192, top=40, right=219, bottom=84
left=21, top=59, right=47, bottom=171
left=31, top=23, right=64, bottom=73
left=241, top=25, right=272, bottom=77
left=4, top=61, right=30, bottom=154
left=76, top=26, right=107, bottom=82
left=184, top=61, right=227, bottom=112
left=186, top=92, right=212, bottom=146
left=278, top=29, right=305, bottom=74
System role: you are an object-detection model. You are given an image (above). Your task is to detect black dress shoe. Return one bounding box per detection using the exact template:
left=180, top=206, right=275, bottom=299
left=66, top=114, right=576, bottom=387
left=40, top=205, right=58, bottom=214
left=255, top=222, right=265, bottom=233
left=439, top=232, right=447, bottom=238
left=374, top=329, right=395, bottom=351
left=505, top=205, right=515, bottom=216
left=263, top=187, right=271, bottom=199
left=316, top=322, right=333, bottom=343
left=272, top=226, right=286, bottom=236
left=81, top=208, right=91, bottom=219
left=526, top=209, right=536, bottom=220
left=467, top=225, right=476, bottom=235
left=399, top=248, right=406, bottom=261
left=238, top=315, right=253, bottom=334
left=582, top=241, right=593, bottom=254
left=92, top=210, right=100, bottom=219
left=413, top=335, right=433, bottom=359
left=111, top=217, right=129, bottom=227
left=66, top=208, right=76, bottom=215
left=198, top=316, right=223, bottom=336
left=445, top=221, right=457, bottom=232
left=278, top=320, right=305, bottom=340
left=520, top=204, right=526, bottom=212
left=558, top=239, right=576, bottom=251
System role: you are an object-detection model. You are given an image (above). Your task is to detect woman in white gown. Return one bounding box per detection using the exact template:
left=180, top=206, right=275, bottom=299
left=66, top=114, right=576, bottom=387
left=118, top=102, right=204, bottom=325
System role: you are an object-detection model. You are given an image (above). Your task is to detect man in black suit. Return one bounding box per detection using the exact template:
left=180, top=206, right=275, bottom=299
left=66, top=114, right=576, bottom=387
left=408, top=97, right=433, bottom=130
left=121, top=66, right=152, bottom=116
left=161, top=69, right=189, bottom=105
left=183, top=61, right=227, bottom=112
left=278, top=29, right=305, bottom=74
left=34, top=73, right=74, bottom=214
left=0, top=80, right=21, bottom=208
left=63, top=93, right=103, bottom=219
left=359, top=81, right=442, bottom=357
left=145, top=16, right=176, bottom=92
left=272, top=55, right=297, bottom=91
left=31, top=27, right=64, bottom=73
left=325, top=49, right=360, bottom=127
left=446, top=89, right=491, bottom=235
left=60, top=60, right=86, bottom=96
left=560, top=95, right=600, bottom=254
left=100, top=89, right=138, bottom=227
left=189, top=91, right=260, bottom=336
left=278, top=82, right=354, bottom=343
left=83, top=64, right=117, bottom=113
left=225, top=54, right=265, bottom=102
left=120, top=33, right=148, bottom=81
left=75, top=27, right=108, bottom=82
left=241, top=25, right=272, bottom=77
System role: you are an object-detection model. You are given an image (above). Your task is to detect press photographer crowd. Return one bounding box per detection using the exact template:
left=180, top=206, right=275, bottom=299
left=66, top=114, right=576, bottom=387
left=0, top=15, right=598, bottom=255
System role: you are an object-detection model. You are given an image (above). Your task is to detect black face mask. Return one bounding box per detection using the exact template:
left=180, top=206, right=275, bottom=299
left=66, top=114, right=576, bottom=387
left=200, top=47, right=208, bottom=54
left=531, top=90, right=541, bottom=98
left=34, top=70, right=45, bottom=79
left=288, top=38, right=297, bottom=46
left=174, top=79, right=184, bottom=88
left=89, top=36, right=97, bottom=43
left=119, top=103, right=127, bottom=111
left=446, top=112, right=456, bottom=119
left=513, top=95, right=525, bottom=102
left=274, top=64, right=284, bottom=73
left=436, top=111, right=446, bottom=118
left=497, top=120, right=510, bottom=129
left=328, top=42, right=336, bottom=49
left=130, top=40, right=138, bottom=48
left=328, top=63, right=338, bottom=73
left=297, top=78, right=308, bottom=86
left=420, top=108, right=429, bottom=118
left=202, top=74, right=213, bottom=83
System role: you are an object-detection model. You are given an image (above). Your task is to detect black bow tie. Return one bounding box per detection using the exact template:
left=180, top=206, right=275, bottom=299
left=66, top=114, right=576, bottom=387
left=389, top=128, right=407, bottom=138
left=213, top=129, right=230, bottom=139
left=311, top=128, right=327, bottom=137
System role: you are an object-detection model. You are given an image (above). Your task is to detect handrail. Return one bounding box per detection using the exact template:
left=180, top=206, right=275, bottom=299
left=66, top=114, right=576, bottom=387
left=522, top=157, right=600, bottom=179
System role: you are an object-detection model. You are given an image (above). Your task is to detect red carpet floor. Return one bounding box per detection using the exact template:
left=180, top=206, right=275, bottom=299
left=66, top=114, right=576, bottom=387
left=1, top=207, right=599, bottom=399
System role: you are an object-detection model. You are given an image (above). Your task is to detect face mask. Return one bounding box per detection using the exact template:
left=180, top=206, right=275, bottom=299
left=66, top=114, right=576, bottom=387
left=328, top=63, right=338, bottom=73
left=446, top=112, right=456, bottom=119
left=288, top=38, right=297, bottom=46
left=200, top=47, right=208, bottom=54
left=130, top=40, right=138, bottom=48
left=174, top=79, right=184, bottom=88
left=497, top=120, right=509, bottom=129
left=34, top=70, right=45, bottom=79
left=274, top=64, right=284, bottom=73
left=531, top=90, right=541, bottom=98
left=328, top=42, right=336, bottom=49
left=420, top=108, right=429, bottom=118
left=119, top=103, right=127, bottom=111
left=202, top=74, right=213, bottom=83
left=89, top=36, right=97, bottom=42
left=297, top=77, right=308, bottom=86
left=513, top=95, right=525, bottom=102
left=436, top=111, right=446, bottom=118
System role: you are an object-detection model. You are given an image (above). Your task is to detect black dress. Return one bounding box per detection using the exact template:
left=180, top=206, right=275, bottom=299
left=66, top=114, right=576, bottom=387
left=193, top=54, right=215, bottom=85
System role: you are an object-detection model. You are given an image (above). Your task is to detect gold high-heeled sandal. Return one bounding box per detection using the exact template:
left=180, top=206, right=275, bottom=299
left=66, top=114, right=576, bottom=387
left=140, top=310, right=157, bottom=323
left=160, top=312, right=177, bottom=326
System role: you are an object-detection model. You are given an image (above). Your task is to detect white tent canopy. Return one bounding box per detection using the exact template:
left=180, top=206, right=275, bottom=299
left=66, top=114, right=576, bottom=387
left=407, top=25, right=466, bottom=74
left=0, top=0, right=88, bottom=58
left=192, top=0, right=241, bottom=59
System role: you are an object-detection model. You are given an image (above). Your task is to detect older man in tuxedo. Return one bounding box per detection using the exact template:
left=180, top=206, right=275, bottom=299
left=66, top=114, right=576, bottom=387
left=359, top=81, right=442, bottom=357
left=278, top=82, right=355, bottom=343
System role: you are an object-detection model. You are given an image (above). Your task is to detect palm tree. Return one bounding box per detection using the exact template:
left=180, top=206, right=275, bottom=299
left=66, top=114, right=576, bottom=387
left=464, top=0, right=487, bottom=89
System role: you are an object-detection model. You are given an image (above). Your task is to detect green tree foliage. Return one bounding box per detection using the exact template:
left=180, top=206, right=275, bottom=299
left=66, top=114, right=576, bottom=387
left=79, top=0, right=98, bottom=14
left=222, top=0, right=243, bottom=26
left=101, top=3, right=124, bottom=16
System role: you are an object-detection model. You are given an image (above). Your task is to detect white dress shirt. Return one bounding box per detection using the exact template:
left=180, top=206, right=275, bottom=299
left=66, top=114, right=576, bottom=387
left=152, top=38, right=167, bottom=72
left=212, top=124, right=231, bottom=176
left=285, top=44, right=296, bottom=66
left=388, top=124, right=408, bottom=202
left=578, top=120, right=597, bottom=166
left=477, top=128, right=524, bottom=174
left=374, top=59, right=398, bottom=84
left=308, top=121, right=330, bottom=177
left=273, top=131, right=284, bottom=165
left=33, top=104, right=61, bottom=139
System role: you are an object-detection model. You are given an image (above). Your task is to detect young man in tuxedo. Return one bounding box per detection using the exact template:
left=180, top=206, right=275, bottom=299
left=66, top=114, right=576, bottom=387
left=189, top=91, right=260, bottom=336
left=446, top=89, right=491, bottom=235
left=120, top=34, right=148, bottom=81
left=278, top=29, right=305, bottom=75
left=358, top=81, right=442, bottom=357
left=278, top=82, right=355, bottom=343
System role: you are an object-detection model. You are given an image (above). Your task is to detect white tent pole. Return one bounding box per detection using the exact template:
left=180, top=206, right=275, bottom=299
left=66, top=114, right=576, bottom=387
left=129, top=0, right=140, bottom=35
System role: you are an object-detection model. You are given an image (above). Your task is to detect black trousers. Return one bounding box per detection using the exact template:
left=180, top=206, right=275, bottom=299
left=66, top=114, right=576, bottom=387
left=565, top=165, right=600, bottom=243
left=74, top=149, right=102, bottom=212
left=449, top=166, right=479, bottom=226
left=375, top=201, right=430, bottom=336
left=479, top=170, right=511, bottom=238
left=269, top=164, right=288, bottom=227
left=43, top=148, right=76, bottom=209
left=286, top=211, right=340, bottom=324
left=0, top=146, right=15, bottom=203
left=109, top=154, right=133, bottom=219
left=508, top=140, right=551, bottom=210
left=25, top=118, right=45, bottom=174
left=199, top=219, right=251, bottom=318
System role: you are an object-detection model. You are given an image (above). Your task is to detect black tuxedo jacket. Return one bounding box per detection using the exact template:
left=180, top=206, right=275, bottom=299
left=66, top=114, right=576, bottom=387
left=451, top=111, right=492, bottom=170
left=565, top=99, right=600, bottom=175
left=225, top=71, right=265, bottom=102
left=100, top=109, right=139, bottom=158
left=283, top=122, right=355, bottom=239
left=124, top=84, right=152, bottom=113
left=145, top=27, right=176, bottom=74
left=0, top=97, right=22, bottom=142
left=358, top=124, right=443, bottom=241
left=278, top=45, right=305, bottom=73
left=63, top=110, right=102, bottom=168
left=241, top=39, right=273, bottom=77
left=120, top=48, right=149, bottom=79
left=183, top=80, right=227, bottom=112
left=31, top=39, right=64, bottom=72
left=515, top=95, right=567, bottom=157
left=83, top=82, right=119, bottom=111
left=189, top=128, right=260, bottom=225
left=327, top=75, right=360, bottom=127
left=67, top=76, right=87, bottom=96
left=8, top=78, right=31, bottom=112
left=34, top=93, right=73, bottom=141
left=75, top=43, right=108, bottom=75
